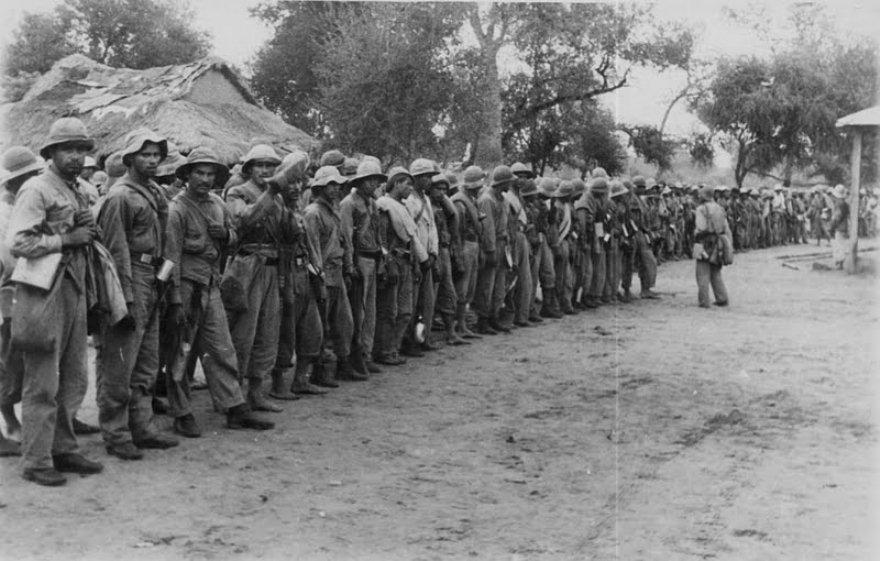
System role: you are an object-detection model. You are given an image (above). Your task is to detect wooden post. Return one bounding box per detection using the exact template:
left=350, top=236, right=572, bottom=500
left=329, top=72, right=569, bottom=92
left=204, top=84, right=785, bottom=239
left=844, top=130, right=861, bottom=274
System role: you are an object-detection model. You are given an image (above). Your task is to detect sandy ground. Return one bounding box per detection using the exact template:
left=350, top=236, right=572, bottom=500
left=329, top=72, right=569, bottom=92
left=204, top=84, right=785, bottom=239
left=0, top=241, right=878, bottom=561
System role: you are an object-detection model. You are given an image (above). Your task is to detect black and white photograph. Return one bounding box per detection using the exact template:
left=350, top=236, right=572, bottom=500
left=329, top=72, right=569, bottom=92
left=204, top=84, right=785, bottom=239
left=0, top=0, right=878, bottom=559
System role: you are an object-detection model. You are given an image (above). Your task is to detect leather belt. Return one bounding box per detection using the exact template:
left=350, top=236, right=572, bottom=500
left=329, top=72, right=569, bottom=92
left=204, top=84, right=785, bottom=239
left=131, top=252, right=162, bottom=267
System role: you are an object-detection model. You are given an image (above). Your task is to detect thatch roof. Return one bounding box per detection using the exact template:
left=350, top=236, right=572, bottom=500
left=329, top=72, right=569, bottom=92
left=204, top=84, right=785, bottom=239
left=836, top=105, right=880, bottom=129
left=1, top=54, right=318, bottom=163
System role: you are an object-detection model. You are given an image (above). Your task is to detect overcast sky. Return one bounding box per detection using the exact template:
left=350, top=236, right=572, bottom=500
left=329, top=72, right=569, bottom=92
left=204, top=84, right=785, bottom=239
left=2, top=0, right=878, bottom=137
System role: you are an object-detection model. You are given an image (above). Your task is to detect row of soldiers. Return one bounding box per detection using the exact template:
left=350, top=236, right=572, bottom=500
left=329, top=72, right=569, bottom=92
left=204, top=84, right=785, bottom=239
left=1, top=116, right=681, bottom=486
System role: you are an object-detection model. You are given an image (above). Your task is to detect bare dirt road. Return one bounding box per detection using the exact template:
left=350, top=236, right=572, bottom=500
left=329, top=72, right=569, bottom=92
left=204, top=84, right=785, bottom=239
left=1, top=241, right=878, bottom=561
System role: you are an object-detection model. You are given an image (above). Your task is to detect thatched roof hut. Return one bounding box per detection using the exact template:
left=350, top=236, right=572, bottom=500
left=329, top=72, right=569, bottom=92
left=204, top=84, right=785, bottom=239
left=1, top=54, right=318, bottom=164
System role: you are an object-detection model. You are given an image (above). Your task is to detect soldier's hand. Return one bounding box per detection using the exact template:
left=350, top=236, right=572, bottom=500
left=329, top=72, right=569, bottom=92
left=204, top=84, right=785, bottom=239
left=61, top=226, right=95, bottom=248
left=207, top=223, right=227, bottom=241
left=74, top=209, right=95, bottom=228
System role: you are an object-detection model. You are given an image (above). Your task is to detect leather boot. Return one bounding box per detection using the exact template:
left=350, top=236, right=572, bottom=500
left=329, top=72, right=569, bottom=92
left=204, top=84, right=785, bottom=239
left=349, top=345, right=369, bottom=376
left=444, top=314, right=469, bottom=345
left=540, top=289, right=564, bottom=319
left=227, top=404, right=274, bottom=431
left=247, top=377, right=283, bottom=412
left=489, top=316, right=511, bottom=333
left=291, top=360, right=328, bottom=395
left=269, top=368, right=300, bottom=400
left=338, top=356, right=368, bottom=381
left=455, top=309, right=481, bottom=339
left=311, top=352, right=340, bottom=388
left=474, top=317, right=498, bottom=335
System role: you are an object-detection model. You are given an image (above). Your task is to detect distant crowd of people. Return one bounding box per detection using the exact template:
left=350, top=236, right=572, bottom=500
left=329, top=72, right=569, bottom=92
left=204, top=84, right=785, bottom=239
left=0, top=116, right=869, bottom=486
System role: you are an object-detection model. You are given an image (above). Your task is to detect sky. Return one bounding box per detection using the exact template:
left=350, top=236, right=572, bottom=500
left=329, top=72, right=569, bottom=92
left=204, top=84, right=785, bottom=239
left=2, top=0, right=878, bottom=139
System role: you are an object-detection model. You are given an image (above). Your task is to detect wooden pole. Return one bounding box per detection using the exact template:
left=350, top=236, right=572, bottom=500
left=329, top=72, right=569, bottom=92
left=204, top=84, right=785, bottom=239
left=844, top=129, right=861, bottom=274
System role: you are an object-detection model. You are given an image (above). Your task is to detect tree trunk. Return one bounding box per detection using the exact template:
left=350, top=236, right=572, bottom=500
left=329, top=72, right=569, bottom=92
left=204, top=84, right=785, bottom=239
left=476, top=47, right=504, bottom=167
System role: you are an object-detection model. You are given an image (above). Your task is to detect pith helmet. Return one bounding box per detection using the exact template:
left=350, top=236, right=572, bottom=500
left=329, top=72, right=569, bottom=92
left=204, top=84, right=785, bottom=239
left=632, top=175, right=647, bottom=188
left=519, top=179, right=538, bottom=198
left=175, top=146, right=230, bottom=187
left=409, top=158, right=438, bottom=177
left=341, top=157, right=359, bottom=177
left=1, top=146, right=43, bottom=185
left=120, top=128, right=168, bottom=166
left=350, top=158, right=387, bottom=185
left=431, top=173, right=451, bottom=188
left=462, top=165, right=485, bottom=190
left=610, top=181, right=629, bottom=199
left=39, top=117, right=95, bottom=159
left=105, top=152, right=126, bottom=179
left=491, top=165, right=514, bottom=188
left=590, top=177, right=609, bottom=194
left=592, top=167, right=608, bottom=179
left=510, top=161, right=534, bottom=178
left=386, top=166, right=412, bottom=186
left=571, top=178, right=586, bottom=198
left=537, top=177, right=556, bottom=198
left=319, top=149, right=346, bottom=168
left=310, top=165, right=346, bottom=189
left=552, top=180, right=574, bottom=199
left=241, top=144, right=281, bottom=173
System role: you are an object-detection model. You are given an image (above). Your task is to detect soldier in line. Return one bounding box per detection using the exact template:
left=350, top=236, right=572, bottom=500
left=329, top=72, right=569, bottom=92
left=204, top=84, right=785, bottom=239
left=304, top=166, right=356, bottom=381
left=97, top=129, right=180, bottom=460
left=340, top=159, right=387, bottom=377
left=163, top=148, right=274, bottom=436
left=450, top=166, right=486, bottom=339
left=9, top=118, right=103, bottom=485
left=403, top=159, right=441, bottom=354
left=473, top=166, right=513, bottom=334
left=271, top=152, right=329, bottom=397
left=0, top=147, right=44, bottom=457
left=223, top=145, right=287, bottom=410
left=429, top=173, right=468, bottom=345
left=374, top=167, right=427, bottom=365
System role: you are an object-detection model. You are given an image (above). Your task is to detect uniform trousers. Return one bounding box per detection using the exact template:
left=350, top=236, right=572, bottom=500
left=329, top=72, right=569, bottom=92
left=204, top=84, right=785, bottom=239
left=530, top=236, right=557, bottom=315
left=227, top=258, right=280, bottom=386
left=435, top=247, right=457, bottom=318
left=97, top=263, right=161, bottom=445
left=454, top=241, right=479, bottom=310
left=20, top=277, right=88, bottom=470
left=167, top=281, right=245, bottom=418
left=350, top=256, right=377, bottom=358
left=695, top=260, right=728, bottom=307
left=375, top=255, right=413, bottom=357
left=511, top=232, right=532, bottom=323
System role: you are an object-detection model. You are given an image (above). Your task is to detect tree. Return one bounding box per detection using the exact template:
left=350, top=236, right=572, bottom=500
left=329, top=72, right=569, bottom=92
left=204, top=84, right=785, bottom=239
left=3, top=0, right=210, bottom=100
left=310, top=3, right=463, bottom=164
left=497, top=3, right=693, bottom=170
left=3, top=12, right=77, bottom=76
left=621, top=125, right=677, bottom=171
left=250, top=2, right=365, bottom=135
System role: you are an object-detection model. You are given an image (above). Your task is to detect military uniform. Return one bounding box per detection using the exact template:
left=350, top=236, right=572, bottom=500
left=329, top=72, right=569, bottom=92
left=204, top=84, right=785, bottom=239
left=9, top=164, right=91, bottom=472
left=97, top=170, right=174, bottom=447
left=163, top=189, right=247, bottom=419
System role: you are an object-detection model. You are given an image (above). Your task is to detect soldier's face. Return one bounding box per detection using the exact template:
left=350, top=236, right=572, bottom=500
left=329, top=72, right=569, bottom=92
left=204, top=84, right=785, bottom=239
left=359, top=177, right=381, bottom=197
left=324, top=181, right=341, bottom=201
left=392, top=177, right=413, bottom=199
left=250, top=160, right=279, bottom=186
left=50, top=143, right=89, bottom=179
left=187, top=164, right=217, bottom=197
left=414, top=175, right=432, bottom=192
left=131, top=143, right=164, bottom=177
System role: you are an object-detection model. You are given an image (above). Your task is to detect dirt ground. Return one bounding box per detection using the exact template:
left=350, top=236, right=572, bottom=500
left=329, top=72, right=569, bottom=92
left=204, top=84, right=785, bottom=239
left=1, top=241, right=878, bottom=561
